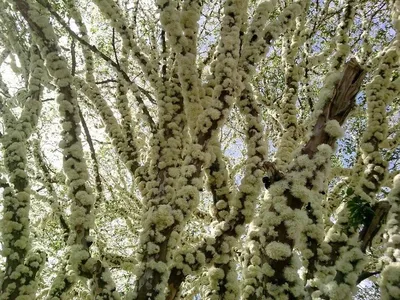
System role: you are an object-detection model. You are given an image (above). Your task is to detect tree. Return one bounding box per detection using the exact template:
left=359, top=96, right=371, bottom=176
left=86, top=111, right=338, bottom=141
left=0, top=0, right=399, bottom=299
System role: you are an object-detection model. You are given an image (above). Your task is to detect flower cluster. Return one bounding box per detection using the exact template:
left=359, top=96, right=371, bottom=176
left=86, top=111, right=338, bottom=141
left=0, top=43, right=44, bottom=298
left=92, top=0, right=160, bottom=89
left=381, top=175, right=400, bottom=299
left=275, top=3, right=308, bottom=167
left=11, top=0, right=119, bottom=297
left=318, top=13, right=400, bottom=295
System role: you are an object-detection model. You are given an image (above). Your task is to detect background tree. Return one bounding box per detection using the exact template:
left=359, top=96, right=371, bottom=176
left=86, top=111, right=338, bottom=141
left=0, top=0, right=399, bottom=299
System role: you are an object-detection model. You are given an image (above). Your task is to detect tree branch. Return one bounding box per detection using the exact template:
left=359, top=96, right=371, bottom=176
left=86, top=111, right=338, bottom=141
left=36, top=0, right=155, bottom=131
left=359, top=200, right=391, bottom=252
left=357, top=270, right=380, bottom=284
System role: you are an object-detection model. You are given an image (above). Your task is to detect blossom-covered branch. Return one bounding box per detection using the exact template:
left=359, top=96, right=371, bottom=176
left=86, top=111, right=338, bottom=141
left=12, top=0, right=119, bottom=298
left=381, top=175, right=400, bottom=299
left=0, top=44, right=45, bottom=299
left=243, top=58, right=365, bottom=299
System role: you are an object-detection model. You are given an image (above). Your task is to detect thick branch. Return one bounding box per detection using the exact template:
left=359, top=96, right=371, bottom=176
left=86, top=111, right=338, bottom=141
left=357, top=271, right=380, bottom=284
left=14, top=1, right=119, bottom=298
left=302, top=58, right=366, bottom=157
left=359, top=200, right=391, bottom=252
left=242, top=58, right=365, bottom=299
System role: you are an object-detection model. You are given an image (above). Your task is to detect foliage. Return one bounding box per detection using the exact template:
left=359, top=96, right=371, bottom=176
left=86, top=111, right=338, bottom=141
left=344, top=187, right=375, bottom=229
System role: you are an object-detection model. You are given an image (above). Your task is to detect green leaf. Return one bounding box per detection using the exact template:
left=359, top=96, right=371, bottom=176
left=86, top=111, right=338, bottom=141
left=346, top=195, right=375, bottom=229
left=345, top=187, right=354, bottom=196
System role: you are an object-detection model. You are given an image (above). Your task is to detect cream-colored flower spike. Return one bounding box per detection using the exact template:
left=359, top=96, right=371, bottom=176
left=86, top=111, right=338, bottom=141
left=0, top=44, right=45, bottom=300
left=381, top=174, right=400, bottom=300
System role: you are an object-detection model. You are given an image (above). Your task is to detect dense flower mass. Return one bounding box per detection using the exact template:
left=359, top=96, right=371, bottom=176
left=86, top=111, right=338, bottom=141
left=0, top=0, right=399, bottom=299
